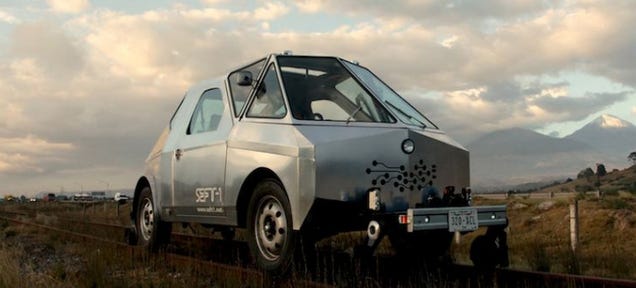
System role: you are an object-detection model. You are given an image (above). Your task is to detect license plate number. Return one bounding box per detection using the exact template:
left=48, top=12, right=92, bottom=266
left=448, top=209, right=478, bottom=232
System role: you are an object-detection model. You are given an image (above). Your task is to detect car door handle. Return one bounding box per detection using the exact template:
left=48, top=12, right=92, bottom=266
left=175, top=149, right=183, bottom=160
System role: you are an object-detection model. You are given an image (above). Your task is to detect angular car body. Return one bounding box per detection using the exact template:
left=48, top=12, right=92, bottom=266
left=132, top=53, right=508, bottom=274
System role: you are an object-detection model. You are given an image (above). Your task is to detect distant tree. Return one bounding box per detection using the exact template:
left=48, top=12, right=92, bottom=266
left=565, top=178, right=573, bottom=183
left=577, top=167, right=595, bottom=182
left=629, top=151, right=636, bottom=165
left=596, top=163, right=607, bottom=177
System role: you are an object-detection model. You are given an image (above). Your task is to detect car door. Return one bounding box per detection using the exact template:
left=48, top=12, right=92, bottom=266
left=172, top=87, right=233, bottom=219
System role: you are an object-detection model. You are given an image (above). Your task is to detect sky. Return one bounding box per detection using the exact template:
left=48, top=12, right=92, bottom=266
left=1, top=0, right=635, bottom=196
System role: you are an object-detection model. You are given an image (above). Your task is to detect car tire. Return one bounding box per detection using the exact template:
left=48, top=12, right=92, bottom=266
left=246, top=179, right=295, bottom=276
left=135, top=187, right=171, bottom=251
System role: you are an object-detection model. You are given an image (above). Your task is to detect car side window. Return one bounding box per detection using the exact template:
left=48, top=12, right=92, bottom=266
left=246, top=64, right=287, bottom=118
left=188, top=89, right=224, bottom=135
left=228, top=58, right=266, bottom=117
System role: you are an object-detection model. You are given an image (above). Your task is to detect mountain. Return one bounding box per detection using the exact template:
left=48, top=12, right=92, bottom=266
left=469, top=115, right=636, bottom=191
left=468, top=128, right=590, bottom=156
left=468, top=128, right=605, bottom=191
left=565, top=114, right=636, bottom=158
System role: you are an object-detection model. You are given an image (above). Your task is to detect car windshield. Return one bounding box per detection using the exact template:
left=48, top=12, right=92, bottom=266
left=343, top=61, right=438, bottom=129
left=277, top=56, right=395, bottom=123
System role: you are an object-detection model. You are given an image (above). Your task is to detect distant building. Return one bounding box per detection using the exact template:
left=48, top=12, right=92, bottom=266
left=73, top=193, right=92, bottom=201
left=91, top=191, right=106, bottom=201
left=43, top=193, right=56, bottom=202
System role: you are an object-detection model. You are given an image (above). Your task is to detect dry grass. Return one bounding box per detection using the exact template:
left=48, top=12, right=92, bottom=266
left=454, top=168, right=636, bottom=280
left=0, top=243, right=27, bottom=288
left=2, top=167, right=636, bottom=285
left=0, top=223, right=254, bottom=287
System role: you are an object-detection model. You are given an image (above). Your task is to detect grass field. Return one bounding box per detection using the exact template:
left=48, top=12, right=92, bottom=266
left=454, top=165, right=636, bottom=279
left=0, top=166, right=635, bottom=286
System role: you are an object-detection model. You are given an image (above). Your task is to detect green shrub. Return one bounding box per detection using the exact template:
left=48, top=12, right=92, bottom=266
left=575, top=192, right=587, bottom=201
left=3, top=226, right=17, bottom=238
left=558, top=248, right=580, bottom=275
left=600, top=198, right=630, bottom=210
left=603, top=189, right=620, bottom=197
left=575, top=185, right=594, bottom=193
left=524, top=241, right=551, bottom=272
left=587, top=244, right=634, bottom=278
left=628, top=183, right=636, bottom=194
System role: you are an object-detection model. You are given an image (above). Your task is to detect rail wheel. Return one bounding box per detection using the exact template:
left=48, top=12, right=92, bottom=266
left=246, top=179, right=295, bottom=276
left=470, top=226, right=508, bottom=272
left=135, top=187, right=171, bottom=251
left=389, top=230, right=454, bottom=264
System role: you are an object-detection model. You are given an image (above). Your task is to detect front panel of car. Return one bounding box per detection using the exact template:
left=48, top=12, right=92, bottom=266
left=296, top=125, right=469, bottom=213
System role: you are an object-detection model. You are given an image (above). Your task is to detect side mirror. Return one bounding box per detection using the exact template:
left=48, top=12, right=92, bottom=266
left=236, top=71, right=253, bottom=86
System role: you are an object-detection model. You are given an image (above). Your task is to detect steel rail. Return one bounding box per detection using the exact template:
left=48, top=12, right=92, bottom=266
left=496, top=266, right=636, bottom=288
left=0, top=213, right=332, bottom=288
left=3, top=209, right=634, bottom=287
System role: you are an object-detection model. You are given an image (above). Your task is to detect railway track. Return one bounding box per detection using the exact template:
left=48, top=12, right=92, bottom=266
left=1, top=209, right=635, bottom=287
left=0, top=211, right=329, bottom=288
left=496, top=267, right=636, bottom=288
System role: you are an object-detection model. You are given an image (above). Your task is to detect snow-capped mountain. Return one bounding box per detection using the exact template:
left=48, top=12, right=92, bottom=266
left=467, top=128, right=602, bottom=189
left=468, top=114, right=636, bottom=191
left=595, top=114, right=632, bottom=128
left=565, top=114, right=636, bottom=157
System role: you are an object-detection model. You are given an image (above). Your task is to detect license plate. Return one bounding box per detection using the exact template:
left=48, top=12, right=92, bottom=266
left=448, top=209, right=478, bottom=232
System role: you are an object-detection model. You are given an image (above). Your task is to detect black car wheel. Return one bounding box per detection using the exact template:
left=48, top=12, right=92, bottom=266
left=136, top=187, right=171, bottom=251
left=246, top=179, right=295, bottom=275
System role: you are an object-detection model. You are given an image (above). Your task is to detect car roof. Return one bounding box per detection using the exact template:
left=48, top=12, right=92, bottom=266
left=187, top=78, right=225, bottom=96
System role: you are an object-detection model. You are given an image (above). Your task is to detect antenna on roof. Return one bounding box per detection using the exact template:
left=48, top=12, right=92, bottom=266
left=283, top=50, right=293, bottom=55
left=352, top=60, right=359, bottom=65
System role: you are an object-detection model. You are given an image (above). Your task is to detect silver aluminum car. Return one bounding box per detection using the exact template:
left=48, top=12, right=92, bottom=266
left=131, top=53, right=509, bottom=274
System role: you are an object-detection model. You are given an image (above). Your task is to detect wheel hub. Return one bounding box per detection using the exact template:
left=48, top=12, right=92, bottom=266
left=263, top=217, right=276, bottom=239
left=255, top=196, right=287, bottom=261
left=139, top=199, right=154, bottom=241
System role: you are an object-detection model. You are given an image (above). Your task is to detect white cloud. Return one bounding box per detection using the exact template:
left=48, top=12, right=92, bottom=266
left=1, top=1, right=636, bottom=193
left=0, top=135, right=74, bottom=174
left=632, top=106, right=636, bottom=115
left=0, top=9, right=18, bottom=23
left=0, top=135, right=74, bottom=156
left=253, top=2, right=289, bottom=21
left=9, top=22, right=84, bottom=82
left=0, top=101, right=29, bottom=131
left=46, top=0, right=90, bottom=14
left=440, top=35, right=459, bottom=48
left=0, top=153, right=37, bottom=174
left=8, top=58, right=45, bottom=84
left=200, top=0, right=229, bottom=5
left=294, top=0, right=326, bottom=13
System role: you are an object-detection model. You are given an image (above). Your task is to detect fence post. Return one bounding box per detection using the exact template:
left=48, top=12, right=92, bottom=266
left=570, top=200, right=579, bottom=252
left=116, top=203, right=120, bottom=217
